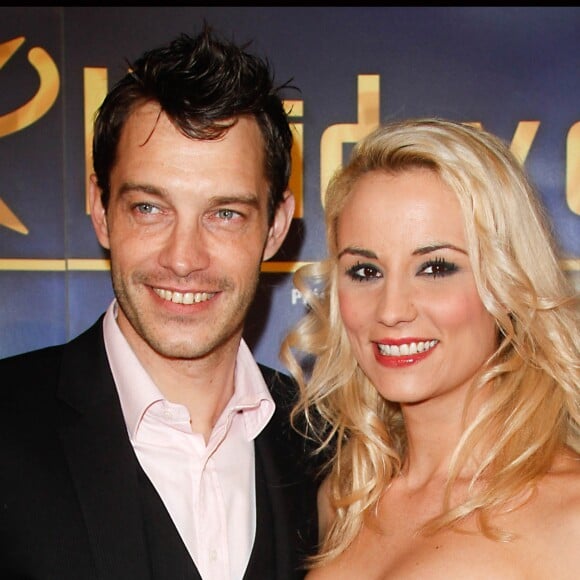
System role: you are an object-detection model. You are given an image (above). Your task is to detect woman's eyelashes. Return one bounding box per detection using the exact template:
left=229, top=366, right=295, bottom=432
left=344, top=257, right=459, bottom=282
left=345, top=262, right=382, bottom=282
left=418, top=257, right=459, bottom=278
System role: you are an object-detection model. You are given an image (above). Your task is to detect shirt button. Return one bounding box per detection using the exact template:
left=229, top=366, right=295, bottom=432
left=209, top=549, right=217, bottom=562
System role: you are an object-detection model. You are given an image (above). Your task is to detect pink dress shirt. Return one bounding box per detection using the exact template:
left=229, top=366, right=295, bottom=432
left=102, top=300, right=275, bottom=580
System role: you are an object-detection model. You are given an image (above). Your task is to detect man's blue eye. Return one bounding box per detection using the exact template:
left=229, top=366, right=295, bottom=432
left=136, top=203, right=158, bottom=214
left=217, top=209, right=238, bottom=220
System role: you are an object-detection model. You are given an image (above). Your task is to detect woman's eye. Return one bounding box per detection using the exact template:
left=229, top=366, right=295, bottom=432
left=346, top=263, right=382, bottom=282
left=420, top=257, right=458, bottom=278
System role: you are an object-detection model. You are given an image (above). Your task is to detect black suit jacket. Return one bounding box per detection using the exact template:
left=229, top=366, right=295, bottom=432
left=0, top=316, right=319, bottom=580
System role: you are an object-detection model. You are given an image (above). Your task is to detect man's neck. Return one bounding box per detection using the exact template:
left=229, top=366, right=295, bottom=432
left=127, top=331, right=241, bottom=442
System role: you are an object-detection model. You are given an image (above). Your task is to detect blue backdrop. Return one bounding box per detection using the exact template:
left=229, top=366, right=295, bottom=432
left=0, top=7, right=578, bottom=370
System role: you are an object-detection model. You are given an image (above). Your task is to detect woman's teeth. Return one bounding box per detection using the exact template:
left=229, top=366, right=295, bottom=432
left=377, top=340, right=438, bottom=356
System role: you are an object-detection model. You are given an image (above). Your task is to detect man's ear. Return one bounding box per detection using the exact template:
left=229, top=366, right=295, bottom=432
left=262, top=189, right=295, bottom=261
left=89, top=173, right=111, bottom=250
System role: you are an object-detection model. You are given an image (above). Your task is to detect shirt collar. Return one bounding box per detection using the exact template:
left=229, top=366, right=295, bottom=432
left=102, top=300, right=275, bottom=441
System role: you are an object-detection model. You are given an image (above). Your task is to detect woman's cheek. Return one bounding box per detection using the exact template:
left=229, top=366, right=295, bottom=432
left=434, top=288, right=484, bottom=329
left=338, top=288, right=367, bottom=332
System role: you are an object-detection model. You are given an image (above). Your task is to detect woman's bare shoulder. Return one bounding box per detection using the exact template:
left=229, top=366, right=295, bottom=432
left=529, top=449, right=580, bottom=570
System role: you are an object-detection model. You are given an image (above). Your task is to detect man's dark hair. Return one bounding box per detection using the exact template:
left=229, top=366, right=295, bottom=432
left=92, top=24, right=295, bottom=223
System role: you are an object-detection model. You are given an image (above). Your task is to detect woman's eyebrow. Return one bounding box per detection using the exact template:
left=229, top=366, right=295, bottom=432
left=337, top=246, right=377, bottom=260
left=413, top=243, right=467, bottom=256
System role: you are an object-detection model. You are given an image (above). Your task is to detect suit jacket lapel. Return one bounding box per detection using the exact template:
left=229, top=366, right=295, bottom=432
left=244, top=367, right=318, bottom=580
left=57, top=319, right=152, bottom=580
left=246, top=431, right=294, bottom=579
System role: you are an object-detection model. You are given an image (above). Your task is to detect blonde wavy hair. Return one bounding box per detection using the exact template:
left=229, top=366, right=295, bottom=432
left=280, top=118, right=580, bottom=565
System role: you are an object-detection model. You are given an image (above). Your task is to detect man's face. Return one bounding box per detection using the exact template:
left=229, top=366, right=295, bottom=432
left=90, top=103, right=293, bottom=362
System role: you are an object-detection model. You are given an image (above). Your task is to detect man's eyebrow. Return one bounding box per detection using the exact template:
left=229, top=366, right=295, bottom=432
left=118, top=182, right=165, bottom=197
left=207, top=194, right=260, bottom=208
left=116, top=184, right=260, bottom=208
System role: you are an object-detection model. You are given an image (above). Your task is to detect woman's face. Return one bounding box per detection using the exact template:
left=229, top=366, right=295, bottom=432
left=336, top=168, right=498, bottom=409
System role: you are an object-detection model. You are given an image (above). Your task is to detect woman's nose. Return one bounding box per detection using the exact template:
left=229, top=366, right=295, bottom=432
left=377, top=277, right=417, bottom=327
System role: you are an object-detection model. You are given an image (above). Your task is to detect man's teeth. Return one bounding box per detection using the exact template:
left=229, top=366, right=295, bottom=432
left=377, top=340, right=438, bottom=357
left=154, top=288, right=215, bottom=304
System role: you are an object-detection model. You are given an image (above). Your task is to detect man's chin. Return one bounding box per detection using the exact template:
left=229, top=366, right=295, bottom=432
left=147, top=332, right=231, bottom=360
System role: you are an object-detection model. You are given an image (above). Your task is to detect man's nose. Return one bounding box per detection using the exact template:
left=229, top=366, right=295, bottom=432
left=158, top=219, right=211, bottom=277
